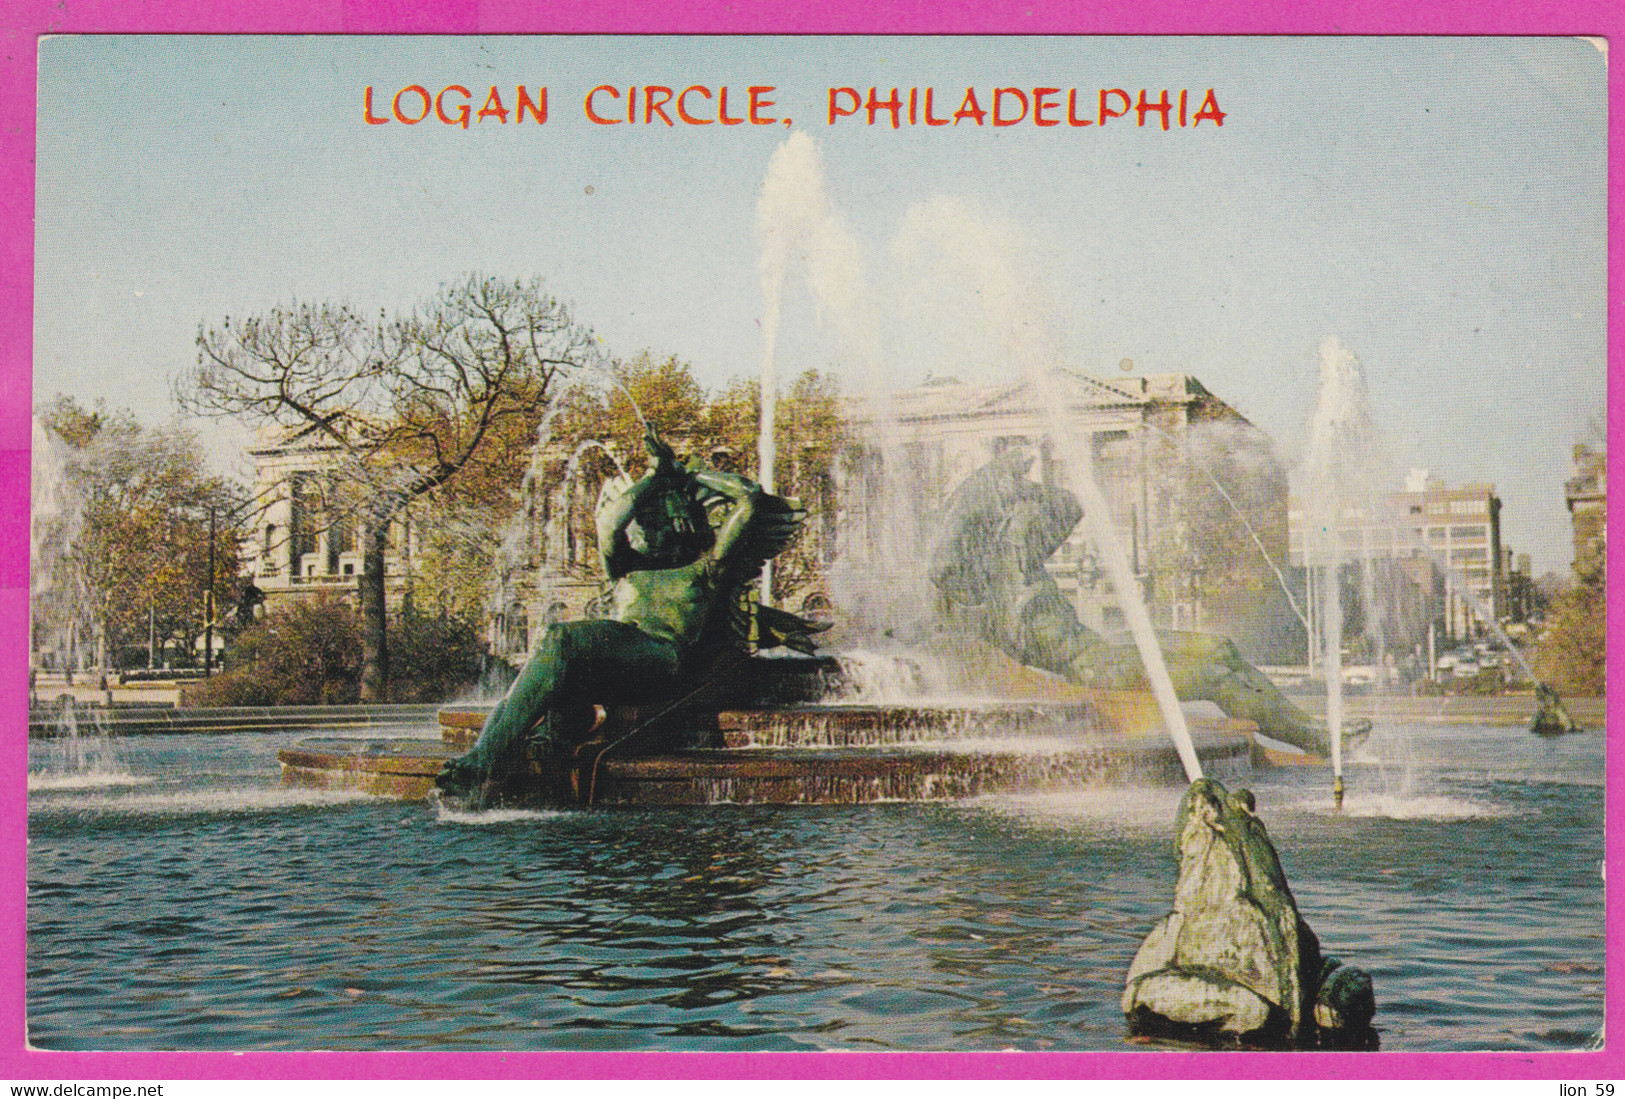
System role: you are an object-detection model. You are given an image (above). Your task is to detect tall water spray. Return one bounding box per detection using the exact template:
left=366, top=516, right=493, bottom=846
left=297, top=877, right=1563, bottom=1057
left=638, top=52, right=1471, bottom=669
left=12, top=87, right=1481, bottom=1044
left=31, top=417, right=88, bottom=676
left=895, top=198, right=1201, bottom=781
left=1299, top=336, right=1383, bottom=802
left=756, top=133, right=886, bottom=611
left=756, top=141, right=795, bottom=603
left=30, top=415, right=125, bottom=778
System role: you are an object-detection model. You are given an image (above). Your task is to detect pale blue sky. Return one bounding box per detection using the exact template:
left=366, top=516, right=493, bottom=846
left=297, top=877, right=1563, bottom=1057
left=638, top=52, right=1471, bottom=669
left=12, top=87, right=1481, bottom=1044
left=33, top=35, right=1606, bottom=573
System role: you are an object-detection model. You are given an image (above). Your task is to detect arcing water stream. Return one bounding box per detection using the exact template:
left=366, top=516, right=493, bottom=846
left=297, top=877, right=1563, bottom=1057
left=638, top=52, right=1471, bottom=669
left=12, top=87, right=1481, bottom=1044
left=752, top=134, right=1202, bottom=781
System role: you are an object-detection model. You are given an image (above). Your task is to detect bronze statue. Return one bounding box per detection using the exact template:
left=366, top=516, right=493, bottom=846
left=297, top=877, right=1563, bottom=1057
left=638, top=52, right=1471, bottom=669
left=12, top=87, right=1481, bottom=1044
left=1123, top=778, right=1377, bottom=1048
left=1532, top=681, right=1578, bottom=737
left=436, top=430, right=814, bottom=806
left=928, top=450, right=1365, bottom=755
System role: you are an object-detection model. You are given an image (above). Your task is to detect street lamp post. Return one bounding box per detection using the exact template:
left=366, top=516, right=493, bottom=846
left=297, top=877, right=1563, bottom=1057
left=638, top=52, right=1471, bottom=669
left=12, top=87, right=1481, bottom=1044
left=204, top=505, right=216, bottom=677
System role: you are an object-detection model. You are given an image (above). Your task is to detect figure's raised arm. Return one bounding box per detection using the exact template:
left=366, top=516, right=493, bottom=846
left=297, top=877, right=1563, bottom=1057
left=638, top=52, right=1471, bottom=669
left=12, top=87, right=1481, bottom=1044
left=691, top=469, right=763, bottom=561
left=644, top=427, right=682, bottom=479
left=594, top=475, right=640, bottom=577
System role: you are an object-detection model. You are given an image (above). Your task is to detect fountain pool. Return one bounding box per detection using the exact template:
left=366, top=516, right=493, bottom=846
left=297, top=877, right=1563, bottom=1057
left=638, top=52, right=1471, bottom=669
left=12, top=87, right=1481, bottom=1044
left=27, top=721, right=1602, bottom=1052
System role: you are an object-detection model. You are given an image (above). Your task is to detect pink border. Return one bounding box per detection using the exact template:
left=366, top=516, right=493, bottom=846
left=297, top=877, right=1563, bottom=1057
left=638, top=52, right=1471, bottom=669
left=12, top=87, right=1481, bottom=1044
left=3, top=0, right=1617, bottom=1082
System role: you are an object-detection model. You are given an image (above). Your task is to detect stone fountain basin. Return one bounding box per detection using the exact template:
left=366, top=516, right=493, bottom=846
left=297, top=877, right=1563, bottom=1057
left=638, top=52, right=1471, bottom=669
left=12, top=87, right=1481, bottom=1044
left=278, top=697, right=1260, bottom=807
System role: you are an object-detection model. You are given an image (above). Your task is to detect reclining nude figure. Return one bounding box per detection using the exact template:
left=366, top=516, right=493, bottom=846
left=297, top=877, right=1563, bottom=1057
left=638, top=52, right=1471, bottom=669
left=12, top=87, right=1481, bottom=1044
left=928, top=450, right=1365, bottom=755
left=436, top=430, right=811, bottom=805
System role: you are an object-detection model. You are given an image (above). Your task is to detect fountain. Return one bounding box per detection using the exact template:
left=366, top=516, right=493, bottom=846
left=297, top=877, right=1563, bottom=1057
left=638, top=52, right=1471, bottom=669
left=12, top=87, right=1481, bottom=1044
left=31, top=417, right=89, bottom=683
left=481, top=354, right=655, bottom=660
left=280, top=134, right=1260, bottom=808
left=1297, top=337, right=1366, bottom=806
left=30, top=133, right=1606, bottom=1055
left=1295, top=338, right=1577, bottom=806
left=281, top=464, right=1257, bottom=806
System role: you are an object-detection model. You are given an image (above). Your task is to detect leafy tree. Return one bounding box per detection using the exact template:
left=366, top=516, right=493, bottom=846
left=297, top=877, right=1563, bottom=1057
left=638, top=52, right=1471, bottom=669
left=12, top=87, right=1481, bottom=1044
left=764, top=370, right=847, bottom=604
left=33, top=397, right=241, bottom=673
left=1537, top=581, right=1605, bottom=696
left=387, top=610, right=492, bottom=703
left=1177, top=417, right=1300, bottom=661
left=180, top=274, right=596, bottom=700
left=1532, top=444, right=1607, bottom=697
left=410, top=505, right=502, bottom=624
left=603, top=351, right=709, bottom=465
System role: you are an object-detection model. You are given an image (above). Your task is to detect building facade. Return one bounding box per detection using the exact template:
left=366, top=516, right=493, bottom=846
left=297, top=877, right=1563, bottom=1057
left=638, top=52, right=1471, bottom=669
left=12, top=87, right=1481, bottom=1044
left=1565, top=443, right=1606, bottom=585
left=240, top=373, right=1300, bottom=664
left=842, top=370, right=1296, bottom=655
left=1287, top=469, right=1511, bottom=651
left=243, top=423, right=417, bottom=610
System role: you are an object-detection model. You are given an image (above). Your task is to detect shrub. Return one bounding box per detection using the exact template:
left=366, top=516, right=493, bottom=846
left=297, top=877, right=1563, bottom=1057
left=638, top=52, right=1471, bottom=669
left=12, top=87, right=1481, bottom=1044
left=182, top=597, right=492, bottom=707
left=183, top=596, right=362, bottom=707
left=386, top=610, right=490, bottom=703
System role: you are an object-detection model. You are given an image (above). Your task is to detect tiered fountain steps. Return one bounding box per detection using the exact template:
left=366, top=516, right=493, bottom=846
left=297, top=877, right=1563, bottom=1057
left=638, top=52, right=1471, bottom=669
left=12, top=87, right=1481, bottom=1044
left=717, top=701, right=1097, bottom=748
left=278, top=736, right=453, bottom=799
left=279, top=694, right=1257, bottom=807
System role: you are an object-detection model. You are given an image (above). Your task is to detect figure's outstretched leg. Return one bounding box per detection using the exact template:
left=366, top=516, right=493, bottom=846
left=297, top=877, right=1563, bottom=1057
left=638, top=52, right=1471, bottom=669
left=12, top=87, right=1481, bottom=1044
left=436, top=624, right=576, bottom=802
left=436, top=620, right=683, bottom=804
left=1059, top=629, right=1367, bottom=755
left=995, top=575, right=1366, bottom=755
left=1154, top=631, right=1369, bottom=755
left=1210, top=659, right=1329, bottom=755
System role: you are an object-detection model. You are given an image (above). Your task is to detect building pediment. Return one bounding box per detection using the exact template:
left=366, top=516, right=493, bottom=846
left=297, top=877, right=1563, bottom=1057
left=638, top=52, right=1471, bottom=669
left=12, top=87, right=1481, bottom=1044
left=882, top=369, right=1173, bottom=425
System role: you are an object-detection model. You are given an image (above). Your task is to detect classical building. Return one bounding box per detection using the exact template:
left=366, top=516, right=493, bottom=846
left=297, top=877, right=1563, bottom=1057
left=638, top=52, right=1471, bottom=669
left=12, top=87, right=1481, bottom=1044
left=841, top=370, right=1296, bottom=656
left=238, top=372, right=1301, bottom=664
left=242, top=420, right=617, bottom=662
left=242, top=422, right=418, bottom=610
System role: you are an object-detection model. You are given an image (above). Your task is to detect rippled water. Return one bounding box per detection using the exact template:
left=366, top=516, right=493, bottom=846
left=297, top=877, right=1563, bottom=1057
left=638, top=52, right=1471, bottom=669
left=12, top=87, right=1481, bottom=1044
left=26, top=722, right=1604, bottom=1052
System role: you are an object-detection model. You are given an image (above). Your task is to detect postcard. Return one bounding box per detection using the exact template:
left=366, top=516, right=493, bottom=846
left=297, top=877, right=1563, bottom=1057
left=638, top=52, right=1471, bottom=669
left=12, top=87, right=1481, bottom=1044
left=10, top=22, right=1617, bottom=1088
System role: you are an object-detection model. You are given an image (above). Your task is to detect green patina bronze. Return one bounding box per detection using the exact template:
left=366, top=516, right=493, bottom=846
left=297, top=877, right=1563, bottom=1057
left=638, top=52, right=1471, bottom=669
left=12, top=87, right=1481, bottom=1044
left=1532, top=681, right=1578, bottom=737
left=927, top=450, right=1367, bottom=755
left=1122, top=778, right=1377, bottom=1048
left=436, top=430, right=819, bottom=806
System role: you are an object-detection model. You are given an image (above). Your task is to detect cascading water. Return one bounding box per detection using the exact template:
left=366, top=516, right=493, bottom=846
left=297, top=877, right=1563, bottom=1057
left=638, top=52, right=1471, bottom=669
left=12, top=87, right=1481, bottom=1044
left=29, top=416, right=125, bottom=784
left=485, top=361, right=645, bottom=662
left=831, top=649, right=973, bottom=705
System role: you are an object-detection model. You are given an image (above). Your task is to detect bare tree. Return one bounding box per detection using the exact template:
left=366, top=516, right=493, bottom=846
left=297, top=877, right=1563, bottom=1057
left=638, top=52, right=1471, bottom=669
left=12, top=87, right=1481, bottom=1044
left=180, top=275, right=597, bottom=700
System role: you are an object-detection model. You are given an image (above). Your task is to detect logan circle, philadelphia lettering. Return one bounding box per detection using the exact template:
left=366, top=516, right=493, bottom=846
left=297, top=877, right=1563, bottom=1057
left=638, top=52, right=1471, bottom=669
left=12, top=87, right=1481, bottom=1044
left=360, top=84, right=1226, bottom=131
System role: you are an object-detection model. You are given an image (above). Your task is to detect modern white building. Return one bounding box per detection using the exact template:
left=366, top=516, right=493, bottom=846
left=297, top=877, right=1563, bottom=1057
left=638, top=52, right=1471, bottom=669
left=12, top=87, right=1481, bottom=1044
left=1287, top=469, right=1508, bottom=644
